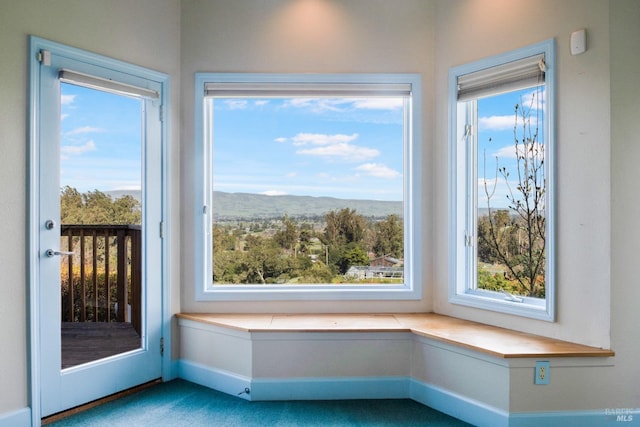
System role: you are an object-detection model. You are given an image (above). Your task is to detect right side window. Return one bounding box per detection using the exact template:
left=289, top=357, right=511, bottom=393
left=449, top=40, right=556, bottom=321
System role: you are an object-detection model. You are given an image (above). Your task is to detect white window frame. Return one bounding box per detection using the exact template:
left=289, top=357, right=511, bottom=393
left=194, top=73, right=422, bottom=301
left=448, top=40, right=556, bottom=321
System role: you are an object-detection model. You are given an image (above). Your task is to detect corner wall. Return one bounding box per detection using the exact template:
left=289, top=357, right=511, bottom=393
left=433, top=0, right=611, bottom=349
left=609, top=0, right=640, bottom=411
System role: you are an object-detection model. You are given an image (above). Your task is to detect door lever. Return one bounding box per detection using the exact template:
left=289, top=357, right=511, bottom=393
left=45, top=249, right=75, bottom=257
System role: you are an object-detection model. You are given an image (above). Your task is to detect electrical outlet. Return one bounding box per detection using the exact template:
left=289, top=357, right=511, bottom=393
left=535, top=361, right=550, bottom=385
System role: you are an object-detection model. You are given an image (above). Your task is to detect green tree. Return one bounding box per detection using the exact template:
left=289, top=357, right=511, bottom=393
left=273, top=214, right=298, bottom=251
left=60, top=186, right=84, bottom=223
left=298, top=228, right=313, bottom=255
left=373, top=214, right=403, bottom=258
left=324, top=208, right=366, bottom=247
left=299, top=260, right=334, bottom=283
left=330, top=242, right=369, bottom=274
left=239, top=235, right=292, bottom=284
left=60, top=186, right=141, bottom=225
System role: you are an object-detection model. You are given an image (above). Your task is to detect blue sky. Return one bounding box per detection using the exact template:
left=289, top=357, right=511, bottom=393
left=58, top=83, right=544, bottom=207
left=476, top=86, right=546, bottom=209
left=60, top=83, right=142, bottom=193
left=211, top=97, right=405, bottom=201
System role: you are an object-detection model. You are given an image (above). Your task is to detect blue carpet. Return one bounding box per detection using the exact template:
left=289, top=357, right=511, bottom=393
left=48, top=379, right=473, bottom=426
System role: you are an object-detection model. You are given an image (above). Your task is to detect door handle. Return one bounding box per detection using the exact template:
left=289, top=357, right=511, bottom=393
left=45, top=249, right=75, bottom=257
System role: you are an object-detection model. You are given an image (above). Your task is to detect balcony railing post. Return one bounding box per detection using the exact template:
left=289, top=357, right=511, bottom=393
left=130, top=227, right=142, bottom=335
left=79, top=228, right=86, bottom=322
left=105, top=229, right=111, bottom=322
left=116, top=228, right=127, bottom=323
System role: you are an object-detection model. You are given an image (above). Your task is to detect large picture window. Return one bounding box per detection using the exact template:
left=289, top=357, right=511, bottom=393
left=194, top=74, right=422, bottom=301
left=449, top=40, right=556, bottom=320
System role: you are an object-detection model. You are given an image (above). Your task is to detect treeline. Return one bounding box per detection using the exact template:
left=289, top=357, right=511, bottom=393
left=213, top=208, right=403, bottom=285
left=61, top=186, right=141, bottom=225
left=59, top=187, right=404, bottom=286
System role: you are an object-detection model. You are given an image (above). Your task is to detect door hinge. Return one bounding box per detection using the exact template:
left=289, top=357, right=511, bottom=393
left=160, top=337, right=164, bottom=356
left=38, top=49, right=51, bottom=66
left=159, top=221, right=165, bottom=238
left=159, top=105, right=164, bottom=122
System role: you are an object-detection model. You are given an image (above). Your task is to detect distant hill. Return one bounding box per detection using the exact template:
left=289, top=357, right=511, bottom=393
left=106, top=190, right=141, bottom=202
left=212, top=191, right=402, bottom=220
left=103, top=190, right=403, bottom=220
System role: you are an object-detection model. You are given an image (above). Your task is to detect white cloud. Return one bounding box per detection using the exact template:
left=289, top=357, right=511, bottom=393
left=224, top=100, right=249, bottom=110
left=261, top=190, right=287, bottom=196
left=355, top=163, right=401, bottom=179
left=478, top=115, right=516, bottom=132
left=352, top=98, right=403, bottom=110
left=520, top=88, right=546, bottom=111
left=297, top=143, right=379, bottom=162
left=285, top=97, right=403, bottom=113
left=254, top=100, right=269, bottom=107
left=291, top=133, right=359, bottom=146
left=61, top=94, right=76, bottom=105
left=280, top=132, right=379, bottom=162
left=493, top=142, right=544, bottom=159
left=61, top=114, right=69, bottom=121
left=61, top=140, right=97, bottom=156
left=65, top=126, right=104, bottom=136
left=479, top=114, right=539, bottom=133
left=285, top=98, right=345, bottom=113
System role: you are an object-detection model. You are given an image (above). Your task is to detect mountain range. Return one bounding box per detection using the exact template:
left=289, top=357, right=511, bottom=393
left=106, top=190, right=403, bottom=220
left=213, top=191, right=402, bottom=220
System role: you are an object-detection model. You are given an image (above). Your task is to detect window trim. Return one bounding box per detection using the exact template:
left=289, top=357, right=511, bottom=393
left=193, top=73, right=422, bottom=301
left=448, top=40, right=556, bottom=321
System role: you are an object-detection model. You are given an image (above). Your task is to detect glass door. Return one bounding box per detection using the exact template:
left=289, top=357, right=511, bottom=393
left=32, top=38, right=166, bottom=418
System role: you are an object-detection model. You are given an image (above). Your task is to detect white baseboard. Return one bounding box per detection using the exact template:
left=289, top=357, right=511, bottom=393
left=177, top=360, right=252, bottom=401
left=176, top=360, right=636, bottom=427
left=0, top=407, right=31, bottom=427
left=410, top=379, right=509, bottom=427
left=250, top=376, right=410, bottom=401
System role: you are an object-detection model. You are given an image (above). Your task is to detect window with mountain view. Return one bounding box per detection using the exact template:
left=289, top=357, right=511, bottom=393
left=194, top=74, right=422, bottom=300
left=449, top=40, right=556, bottom=320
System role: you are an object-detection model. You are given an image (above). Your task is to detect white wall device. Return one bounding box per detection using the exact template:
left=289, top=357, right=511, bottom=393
left=570, top=29, right=587, bottom=55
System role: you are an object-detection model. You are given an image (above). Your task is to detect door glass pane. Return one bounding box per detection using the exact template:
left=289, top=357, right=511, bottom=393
left=59, top=82, right=143, bottom=369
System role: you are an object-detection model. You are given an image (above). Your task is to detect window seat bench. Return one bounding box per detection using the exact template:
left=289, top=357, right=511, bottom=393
left=175, top=312, right=615, bottom=427
left=176, top=312, right=613, bottom=359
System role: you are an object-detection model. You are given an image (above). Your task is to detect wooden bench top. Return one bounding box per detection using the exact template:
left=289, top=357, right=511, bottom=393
left=176, top=312, right=615, bottom=359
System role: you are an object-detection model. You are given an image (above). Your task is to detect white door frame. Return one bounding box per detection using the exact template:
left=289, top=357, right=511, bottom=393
left=28, top=36, right=172, bottom=426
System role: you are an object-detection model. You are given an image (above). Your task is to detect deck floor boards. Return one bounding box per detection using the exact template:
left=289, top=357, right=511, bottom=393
left=61, top=322, right=141, bottom=369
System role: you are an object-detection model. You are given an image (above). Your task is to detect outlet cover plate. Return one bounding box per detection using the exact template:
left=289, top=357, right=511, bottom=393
left=535, top=361, right=550, bottom=385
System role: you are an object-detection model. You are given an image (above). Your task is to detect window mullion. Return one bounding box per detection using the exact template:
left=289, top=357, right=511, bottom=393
left=467, top=101, right=478, bottom=291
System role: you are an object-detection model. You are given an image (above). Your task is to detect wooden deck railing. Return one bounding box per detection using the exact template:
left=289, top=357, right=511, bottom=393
left=60, top=224, right=141, bottom=335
